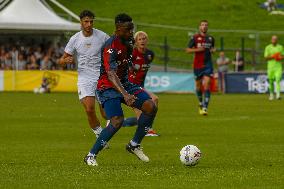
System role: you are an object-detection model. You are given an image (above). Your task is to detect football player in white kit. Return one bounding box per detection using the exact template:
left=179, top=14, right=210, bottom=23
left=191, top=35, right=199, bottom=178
left=59, top=10, right=109, bottom=138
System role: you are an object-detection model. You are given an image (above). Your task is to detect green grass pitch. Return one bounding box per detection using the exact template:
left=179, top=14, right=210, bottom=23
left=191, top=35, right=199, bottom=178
left=0, top=92, right=283, bottom=188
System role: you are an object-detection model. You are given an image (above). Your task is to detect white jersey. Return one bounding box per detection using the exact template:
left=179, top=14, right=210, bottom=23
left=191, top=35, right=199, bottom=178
left=65, top=29, right=109, bottom=83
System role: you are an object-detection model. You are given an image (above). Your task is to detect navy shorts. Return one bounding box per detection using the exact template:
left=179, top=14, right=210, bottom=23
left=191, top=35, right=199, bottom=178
left=194, top=67, right=213, bottom=80
left=96, top=82, right=151, bottom=119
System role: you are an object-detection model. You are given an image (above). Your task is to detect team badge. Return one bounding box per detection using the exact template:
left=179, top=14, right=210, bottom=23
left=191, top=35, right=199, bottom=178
left=85, top=43, right=92, bottom=48
left=107, top=49, right=113, bottom=54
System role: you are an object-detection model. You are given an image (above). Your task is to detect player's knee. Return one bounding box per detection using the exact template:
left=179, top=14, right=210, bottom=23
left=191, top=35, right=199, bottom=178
left=85, top=105, right=95, bottom=115
left=110, top=116, right=124, bottom=128
left=152, top=95, right=159, bottom=106
left=142, top=100, right=157, bottom=116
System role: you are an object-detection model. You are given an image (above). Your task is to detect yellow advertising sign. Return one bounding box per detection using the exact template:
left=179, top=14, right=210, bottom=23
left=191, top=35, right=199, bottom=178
left=3, top=71, right=78, bottom=92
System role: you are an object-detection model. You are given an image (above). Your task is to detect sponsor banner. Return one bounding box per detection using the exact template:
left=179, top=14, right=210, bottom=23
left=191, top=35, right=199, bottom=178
left=3, top=71, right=77, bottom=92
left=224, top=72, right=284, bottom=93
left=144, top=72, right=195, bottom=93
left=0, top=71, right=3, bottom=91
left=1, top=71, right=202, bottom=93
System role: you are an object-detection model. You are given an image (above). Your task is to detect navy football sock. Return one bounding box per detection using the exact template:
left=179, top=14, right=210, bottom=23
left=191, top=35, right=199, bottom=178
left=122, top=117, right=138, bottom=127
left=132, top=112, right=155, bottom=144
left=90, top=124, right=119, bottom=155
left=196, top=90, right=203, bottom=106
left=204, top=90, right=211, bottom=108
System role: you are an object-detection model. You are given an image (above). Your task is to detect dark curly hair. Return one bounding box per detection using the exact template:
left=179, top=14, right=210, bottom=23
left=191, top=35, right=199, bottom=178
left=79, top=10, right=95, bottom=20
left=115, top=13, right=132, bottom=24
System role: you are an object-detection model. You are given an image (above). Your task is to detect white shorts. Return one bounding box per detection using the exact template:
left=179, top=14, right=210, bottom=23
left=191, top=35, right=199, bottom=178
left=77, top=80, right=98, bottom=100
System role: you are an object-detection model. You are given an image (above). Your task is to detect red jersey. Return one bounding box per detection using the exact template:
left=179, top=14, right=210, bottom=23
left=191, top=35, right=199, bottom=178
left=97, top=35, right=133, bottom=90
left=128, top=48, right=154, bottom=87
left=188, top=33, right=214, bottom=69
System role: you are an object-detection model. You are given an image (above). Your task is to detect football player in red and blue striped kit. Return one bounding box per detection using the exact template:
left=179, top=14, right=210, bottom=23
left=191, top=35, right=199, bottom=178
left=84, top=13, right=157, bottom=166
left=186, top=20, right=215, bottom=115
left=123, top=31, right=159, bottom=137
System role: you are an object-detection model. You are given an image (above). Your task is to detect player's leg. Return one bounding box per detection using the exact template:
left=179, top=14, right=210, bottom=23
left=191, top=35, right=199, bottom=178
left=81, top=96, right=103, bottom=137
left=145, top=91, right=159, bottom=136
left=275, top=67, right=282, bottom=99
left=85, top=97, right=124, bottom=166
left=122, top=91, right=159, bottom=129
left=203, top=75, right=211, bottom=113
left=126, top=89, right=157, bottom=162
left=267, top=68, right=275, bottom=100
left=78, top=82, right=103, bottom=136
left=195, top=78, right=203, bottom=114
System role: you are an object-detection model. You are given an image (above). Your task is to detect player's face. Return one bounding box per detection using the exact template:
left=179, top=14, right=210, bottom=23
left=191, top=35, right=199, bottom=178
left=80, top=16, right=94, bottom=33
left=199, top=22, right=208, bottom=34
left=117, top=22, right=134, bottom=40
left=135, top=34, right=148, bottom=49
left=271, top=36, right=278, bottom=45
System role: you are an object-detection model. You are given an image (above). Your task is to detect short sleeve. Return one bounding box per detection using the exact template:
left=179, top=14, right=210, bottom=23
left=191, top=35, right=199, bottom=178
left=103, top=47, right=117, bottom=71
left=188, top=36, right=195, bottom=48
left=64, top=35, right=76, bottom=55
left=211, top=36, right=215, bottom=48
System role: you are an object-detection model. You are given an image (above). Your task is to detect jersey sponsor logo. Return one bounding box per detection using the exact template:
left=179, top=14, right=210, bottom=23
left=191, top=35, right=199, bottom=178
left=198, top=37, right=202, bottom=40
left=117, top=50, right=122, bottom=54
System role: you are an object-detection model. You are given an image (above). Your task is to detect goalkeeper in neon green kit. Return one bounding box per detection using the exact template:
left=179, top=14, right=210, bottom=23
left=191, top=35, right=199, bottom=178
left=264, top=35, right=284, bottom=100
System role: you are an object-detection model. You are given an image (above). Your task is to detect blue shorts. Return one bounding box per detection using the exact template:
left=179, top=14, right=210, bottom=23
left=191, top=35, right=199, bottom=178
left=96, top=82, right=151, bottom=119
left=194, top=67, right=213, bottom=80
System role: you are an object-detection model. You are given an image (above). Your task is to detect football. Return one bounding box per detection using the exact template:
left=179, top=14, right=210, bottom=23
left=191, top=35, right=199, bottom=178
left=179, top=145, right=202, bottom=166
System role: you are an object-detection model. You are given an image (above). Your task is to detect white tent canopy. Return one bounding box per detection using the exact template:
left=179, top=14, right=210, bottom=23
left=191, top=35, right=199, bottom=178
left=0, top=0, right=80, bottom=32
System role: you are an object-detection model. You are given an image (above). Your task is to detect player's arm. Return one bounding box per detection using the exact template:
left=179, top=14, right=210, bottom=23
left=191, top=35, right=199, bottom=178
left=264, top=46, right=275, bottom=60
left=59, top=36, right=76, bottom=65
left=104, top=48, right=136, bottom=106
left=210, top=37, right=216, bottom=53
left=186, top=47, right=205, bottom=53
left=185, top=36, right=204, bottom=53
left=59, top=52, right=74, bottom=65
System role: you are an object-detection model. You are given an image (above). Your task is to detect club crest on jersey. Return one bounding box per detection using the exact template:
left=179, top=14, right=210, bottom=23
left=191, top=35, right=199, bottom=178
left=107, top=49, right=113, bottom=54
left=85, top=43, right=92, bottom=48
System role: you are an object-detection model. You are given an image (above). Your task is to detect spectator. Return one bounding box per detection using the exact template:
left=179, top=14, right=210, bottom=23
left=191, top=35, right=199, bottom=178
left=40, top=55, right=52, bottom=70
left=0, top=48, right=6, bottom=70
left=27, top=54, right=39, bottom=70
left=4, top=52, right=13, bottom=70
left=216, top=51, right=230, bottom=91
left=232, top=50, right=244, bottom=72
left=17, top=53, right=27, bottom=70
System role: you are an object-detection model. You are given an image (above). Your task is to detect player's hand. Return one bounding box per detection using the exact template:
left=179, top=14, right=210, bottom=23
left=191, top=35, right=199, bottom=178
left=64, top=56, right=74, bottom=64
left=123, top=93, right=137, bottom=107
left=272, top=52, right=282, bottom=61
left=195, top=47, right=205, bottom=52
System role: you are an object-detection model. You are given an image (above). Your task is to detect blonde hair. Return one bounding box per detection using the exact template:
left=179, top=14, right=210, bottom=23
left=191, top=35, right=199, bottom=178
left=134, top=31, right=148, bottom=41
